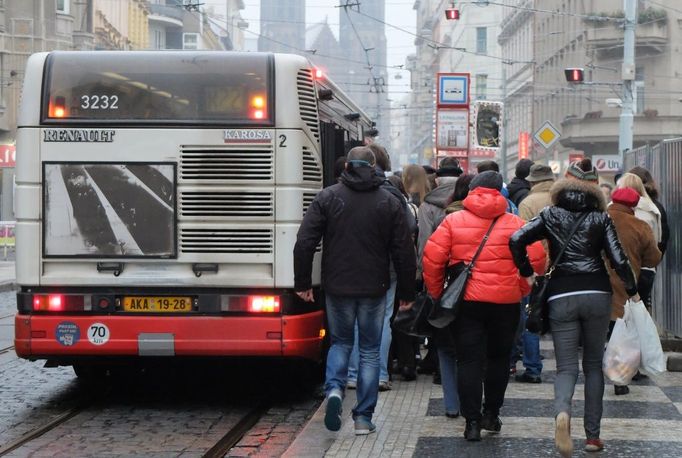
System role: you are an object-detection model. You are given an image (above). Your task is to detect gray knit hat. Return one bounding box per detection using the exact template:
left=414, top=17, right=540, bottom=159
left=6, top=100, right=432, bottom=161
left=470, top=170, right=503, bottom=191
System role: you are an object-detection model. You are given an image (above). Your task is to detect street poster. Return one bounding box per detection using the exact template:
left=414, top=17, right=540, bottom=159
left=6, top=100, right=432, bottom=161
left=436, top=109, right=469, bottom=150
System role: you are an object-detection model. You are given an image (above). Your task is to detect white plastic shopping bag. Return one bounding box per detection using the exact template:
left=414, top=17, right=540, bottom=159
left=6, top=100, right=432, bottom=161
left=603, top=304, right=641, bottom=385
left=628, top=299, right=667, bottom=375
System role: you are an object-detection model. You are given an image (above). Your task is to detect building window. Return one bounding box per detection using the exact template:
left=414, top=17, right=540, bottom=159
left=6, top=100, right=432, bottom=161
left=56, top=0, right=70, bottom=14
left=476, top=74, right=488, bottom=100
left=183, top=33, right=199, bottom=50
left=476, top=27, right=487, bottom=54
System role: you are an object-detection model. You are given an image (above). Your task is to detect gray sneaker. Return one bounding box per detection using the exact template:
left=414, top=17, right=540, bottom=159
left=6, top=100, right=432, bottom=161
left=378, top=380, right=392, bottom=391
left=324, top=389, right=343, bottom=432
left=354, top=418, right=376, bottom=435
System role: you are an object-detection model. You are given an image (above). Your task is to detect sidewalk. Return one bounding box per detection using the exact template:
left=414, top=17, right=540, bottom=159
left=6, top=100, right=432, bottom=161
left=285, top=339, right=682, bottom=457
left=0, top=261, right=14, bottom=291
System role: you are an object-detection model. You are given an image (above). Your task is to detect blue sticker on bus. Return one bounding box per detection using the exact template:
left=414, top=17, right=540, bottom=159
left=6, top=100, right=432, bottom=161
left=55, top=322, right=80, bottom=346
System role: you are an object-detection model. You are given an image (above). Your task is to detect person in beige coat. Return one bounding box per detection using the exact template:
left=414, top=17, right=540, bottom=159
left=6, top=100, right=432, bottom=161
left=519, top=164, right=556, bottom=222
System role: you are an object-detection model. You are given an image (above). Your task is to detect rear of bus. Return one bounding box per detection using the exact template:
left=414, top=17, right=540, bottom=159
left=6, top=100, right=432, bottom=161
left=14, top=51, right=325, bottom=371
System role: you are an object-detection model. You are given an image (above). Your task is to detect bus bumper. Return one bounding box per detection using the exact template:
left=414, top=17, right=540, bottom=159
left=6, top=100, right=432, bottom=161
left=14, top=311, right=324, bottom=362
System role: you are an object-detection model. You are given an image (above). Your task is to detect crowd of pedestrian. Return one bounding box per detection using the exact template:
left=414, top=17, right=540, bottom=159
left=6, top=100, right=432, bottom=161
left=293, top=145, right=667, bottom=456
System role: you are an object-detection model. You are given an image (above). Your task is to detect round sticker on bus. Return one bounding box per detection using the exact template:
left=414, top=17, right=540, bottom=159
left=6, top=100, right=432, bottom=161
left=56, top=322, right=80, bottom=346
left=87, top=323, right=110, bottom=346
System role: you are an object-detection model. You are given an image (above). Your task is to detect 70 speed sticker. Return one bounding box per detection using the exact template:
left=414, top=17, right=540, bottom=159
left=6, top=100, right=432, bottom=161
left=87, top=323, right=110, bottom=345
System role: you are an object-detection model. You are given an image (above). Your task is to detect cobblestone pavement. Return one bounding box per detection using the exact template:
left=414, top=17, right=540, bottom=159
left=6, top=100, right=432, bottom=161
left=0, top=292, right=321, bottom=457
left=288, top=338, right=682, bottom=457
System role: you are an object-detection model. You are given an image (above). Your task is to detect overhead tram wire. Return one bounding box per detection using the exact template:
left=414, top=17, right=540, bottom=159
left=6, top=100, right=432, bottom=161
left=460, top=1, right=626, bottom=22
left=204, top=13, right=408, bottom=73
left=340, top=1, right=384, bottom=95
left=339, top=1, right=390, bottom=123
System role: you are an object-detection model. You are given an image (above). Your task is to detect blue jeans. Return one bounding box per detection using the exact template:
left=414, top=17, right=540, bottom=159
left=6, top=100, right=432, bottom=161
left=520, top=307, right=543, bottom=376
left=436, top=334, right=460, bottom=415
left=325, top=294, right=385, bottom=421
left=348, top=276, right=397, bottom=383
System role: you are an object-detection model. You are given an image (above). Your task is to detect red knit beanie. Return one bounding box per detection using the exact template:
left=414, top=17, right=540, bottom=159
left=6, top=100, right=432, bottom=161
left=612, top=187, right=640, bottom=208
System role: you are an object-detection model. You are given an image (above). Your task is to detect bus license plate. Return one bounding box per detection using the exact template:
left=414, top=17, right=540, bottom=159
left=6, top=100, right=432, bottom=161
left=123, top=297, right=193, bottom=313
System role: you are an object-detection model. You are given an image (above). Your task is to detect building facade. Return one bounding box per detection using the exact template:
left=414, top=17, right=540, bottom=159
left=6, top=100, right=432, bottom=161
left=499, top=0, right=682, bottom=177
left=147, top=0, right=225, bottom=50
left=338, top=3, right=390, bottom=149
left=0, top=0, right=96, bottom=219
left=258, top=0, right=305, bottom=53
left=405, top=0, right=441, bottom=165
left=498, top=0, right=535, bottom=179
left=224, top=0, right=247, bottom=51
left=306, top=19, right=345, bottom=82
left=436, top=1, right=504, bottom=172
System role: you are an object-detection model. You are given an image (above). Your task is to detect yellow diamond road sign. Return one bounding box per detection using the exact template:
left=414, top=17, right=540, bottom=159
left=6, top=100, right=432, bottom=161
left=533, top=121, right=561, bottom=149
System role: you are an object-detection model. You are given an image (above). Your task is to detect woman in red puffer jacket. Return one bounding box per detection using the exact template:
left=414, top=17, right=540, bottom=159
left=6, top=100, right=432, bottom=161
left=422, top=171, right=546, bottom=442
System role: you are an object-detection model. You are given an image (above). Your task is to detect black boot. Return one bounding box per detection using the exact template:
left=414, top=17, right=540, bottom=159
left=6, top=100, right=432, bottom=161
left=480, top=412, right=502, bottom=433
left=464, top=420, right=482, bottom=441
left=401, top=366, right=417, bottom=381
left=614, top=385, right=630, bottom=395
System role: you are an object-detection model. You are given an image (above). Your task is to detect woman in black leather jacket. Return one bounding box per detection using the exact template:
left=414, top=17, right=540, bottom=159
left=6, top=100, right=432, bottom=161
left=509, top=160, right=638, bottom=457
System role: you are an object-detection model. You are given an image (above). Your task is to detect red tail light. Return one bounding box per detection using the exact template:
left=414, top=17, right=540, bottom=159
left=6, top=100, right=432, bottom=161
left=247, top=296, right=280, bottom=313
left=33, top=294, right=85, bottom=312
left=49, top=96, right=67, bottom=118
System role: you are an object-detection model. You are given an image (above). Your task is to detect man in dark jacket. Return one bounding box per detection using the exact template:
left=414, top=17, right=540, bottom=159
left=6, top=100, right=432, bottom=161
left=294, top=146, right=416, bottom=436
left=507, top=158, right=534, bottom=206
left=347, top=143, right=417, bottom=391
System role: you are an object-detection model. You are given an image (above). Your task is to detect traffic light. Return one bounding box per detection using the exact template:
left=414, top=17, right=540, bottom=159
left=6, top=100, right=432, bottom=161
left=564, top=68, right=584, bottom=83
left=445, top=7, right=459, bottom=20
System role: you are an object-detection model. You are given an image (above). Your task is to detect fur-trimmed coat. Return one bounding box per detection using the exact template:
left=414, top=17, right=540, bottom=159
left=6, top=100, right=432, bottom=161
left=607, top=203, right=662, bottom=319
left=510, top=179, right=638, bottom=298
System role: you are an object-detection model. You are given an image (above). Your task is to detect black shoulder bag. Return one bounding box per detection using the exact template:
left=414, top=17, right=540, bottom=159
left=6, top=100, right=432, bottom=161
left=526, top=212, right=589, bottom=335
left=392, top=291, right=434, bottom=338
left=427, top=216, right=500, bottom=328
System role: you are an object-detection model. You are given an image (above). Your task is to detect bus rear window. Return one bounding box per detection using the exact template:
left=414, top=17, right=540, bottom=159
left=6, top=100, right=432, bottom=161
left=42, top=52, right=272, bottom=125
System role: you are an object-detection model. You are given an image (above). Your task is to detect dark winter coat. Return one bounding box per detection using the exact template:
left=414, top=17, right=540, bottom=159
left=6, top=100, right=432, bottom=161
left=607, top=203, right=661, bottom=319
left=378, top=170, right=417, bottom=237
left=293, top=165, right=417, bottom=301
left=416, top=178, right=457, bottom=272
left=507, top=177, right=531, bottom=206
left=509, top=179, right=638, bottom=298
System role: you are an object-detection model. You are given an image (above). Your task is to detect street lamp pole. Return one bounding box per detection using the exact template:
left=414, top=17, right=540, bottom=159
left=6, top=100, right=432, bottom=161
left=618, top=0, right=637, bottom=166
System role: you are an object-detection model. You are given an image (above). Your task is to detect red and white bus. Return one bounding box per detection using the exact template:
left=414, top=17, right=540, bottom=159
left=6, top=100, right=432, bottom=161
left=14, top=51, right=373, bottom=376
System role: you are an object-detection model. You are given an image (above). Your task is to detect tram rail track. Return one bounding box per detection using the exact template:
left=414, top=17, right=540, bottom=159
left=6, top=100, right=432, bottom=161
left=202, top=399, right=271, bottom=458
left=0, top=389, right=271, bottom=458
left=0, top=396, right=95, bottom=457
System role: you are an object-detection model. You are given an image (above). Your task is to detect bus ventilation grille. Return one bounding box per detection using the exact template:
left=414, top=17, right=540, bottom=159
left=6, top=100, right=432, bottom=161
left=302, top=191, right=317, bottom=217
left=181, top=191, right=274, bottom=218
left=180, top=149, right=273, bottom=181
left=302, top=147, right=322, bottom=182
left=297, top=69, right=320, bottom=141
left=180, top=228, right=274, bottom=254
